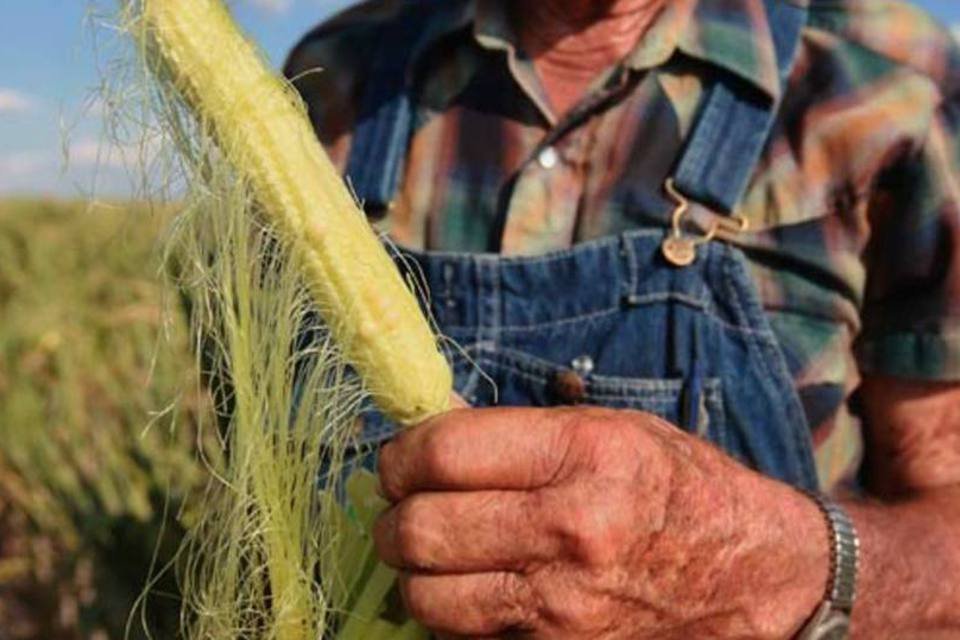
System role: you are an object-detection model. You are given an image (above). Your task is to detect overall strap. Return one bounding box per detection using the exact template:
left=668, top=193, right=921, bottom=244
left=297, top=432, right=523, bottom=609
left=345, top=0, right=457, bottom=216
left=672, top=0, right=808, bottom=214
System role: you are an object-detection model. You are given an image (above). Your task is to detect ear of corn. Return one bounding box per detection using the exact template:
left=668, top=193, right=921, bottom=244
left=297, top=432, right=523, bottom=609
left=126, top=1, right=454, bottom=638
left=139, top=0, right=451, bottom=426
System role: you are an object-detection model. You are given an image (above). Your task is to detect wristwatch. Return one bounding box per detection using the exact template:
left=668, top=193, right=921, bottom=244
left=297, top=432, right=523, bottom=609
left=796, top=494, right=860, bottom=640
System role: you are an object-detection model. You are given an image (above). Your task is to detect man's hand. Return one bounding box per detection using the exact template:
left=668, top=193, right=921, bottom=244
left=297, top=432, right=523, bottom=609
left=374, top=407, right=828, bottom=639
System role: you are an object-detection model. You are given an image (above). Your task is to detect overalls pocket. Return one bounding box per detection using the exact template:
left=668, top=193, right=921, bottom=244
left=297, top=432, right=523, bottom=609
left=454, top=345, right=728, bottom=449
left=586, top=373, right=725, bottom=445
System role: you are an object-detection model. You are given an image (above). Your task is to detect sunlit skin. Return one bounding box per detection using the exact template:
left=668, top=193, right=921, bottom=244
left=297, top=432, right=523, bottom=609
left=512, top=0, right=684, bottom=116
left=374, top=1, right=960, bottom=637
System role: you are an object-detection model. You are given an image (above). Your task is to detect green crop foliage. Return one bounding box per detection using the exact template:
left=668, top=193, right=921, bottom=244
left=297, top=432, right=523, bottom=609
left=0, top=199, right=210, bottom=639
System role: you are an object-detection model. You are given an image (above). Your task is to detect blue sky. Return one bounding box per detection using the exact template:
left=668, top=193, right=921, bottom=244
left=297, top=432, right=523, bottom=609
left=1, top=0, right=958, bottom=198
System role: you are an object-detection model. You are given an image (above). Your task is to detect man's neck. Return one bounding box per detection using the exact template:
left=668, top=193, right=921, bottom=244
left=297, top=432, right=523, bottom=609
left=511, top=0, right=668, bottom=117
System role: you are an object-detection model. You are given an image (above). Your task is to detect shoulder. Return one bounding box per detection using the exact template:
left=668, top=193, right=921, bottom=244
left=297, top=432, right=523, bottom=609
left=283, top=0, right=404, bottom=148
left=284, top=0, right=470, bottom=154
left=803, top=0, right=960, bottom=98
left=284, top=0, right=406, bottom=80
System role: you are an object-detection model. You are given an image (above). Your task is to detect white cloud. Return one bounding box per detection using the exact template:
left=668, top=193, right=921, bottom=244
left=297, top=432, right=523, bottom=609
left=0, top=150, right=60, bottom=195
left=0, top=89, right=36, bottom=114
left=953, top=24, right=960, bottom=43
left=69, top=138, right=124, bottom=169
left=0, top=137, right=155, bottom=198
left=247, top=0, right=293, bottom=14
left=68, top=136, right=165, bottom=172
left=0, top=150, right=49, bottom=177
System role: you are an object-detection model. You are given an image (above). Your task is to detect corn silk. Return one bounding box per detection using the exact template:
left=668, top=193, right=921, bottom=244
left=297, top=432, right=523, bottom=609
left=111, top=0, right=454, bottom=637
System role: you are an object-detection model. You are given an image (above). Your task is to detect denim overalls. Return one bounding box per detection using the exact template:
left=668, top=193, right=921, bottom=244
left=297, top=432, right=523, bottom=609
left=343, top=0, right=819, bottom=491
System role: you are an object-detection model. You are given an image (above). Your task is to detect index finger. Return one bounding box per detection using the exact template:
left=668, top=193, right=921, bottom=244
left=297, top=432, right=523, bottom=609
left=377, top=406, right=582, bottom=501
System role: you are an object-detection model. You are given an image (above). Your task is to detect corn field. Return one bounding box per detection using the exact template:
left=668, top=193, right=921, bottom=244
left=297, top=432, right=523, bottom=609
left=0, top=199, right=210, bottom=639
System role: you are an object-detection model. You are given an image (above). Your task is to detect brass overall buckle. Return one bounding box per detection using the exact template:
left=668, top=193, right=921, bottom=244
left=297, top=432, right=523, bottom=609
left=661, top=179, right=748, bottom=267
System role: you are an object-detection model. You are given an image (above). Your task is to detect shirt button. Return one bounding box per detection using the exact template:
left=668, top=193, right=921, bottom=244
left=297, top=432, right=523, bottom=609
left=537, top=146, right=559, bottom=169
left=549, top=370, right=587, bottom=405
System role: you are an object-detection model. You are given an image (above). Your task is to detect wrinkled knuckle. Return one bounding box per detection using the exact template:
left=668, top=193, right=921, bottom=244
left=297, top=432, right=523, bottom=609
left=394, top=498, right=432, bottom=567
left=400, top=575, right=433, bottom=623
left=606, top=413, right=644, bottom=444
left=560, top=412, right=625, bottom=473
left=611, top=429, right=647, bottom=468
left=420, top=428, right=455, bottom=480
left=553, top=593, right=616, bottom=634
left=561, top=508, right=620, bottom=567
left=580, top=535, right=619, bottom=567
left=495, top=572, right=538, bottom=628
left=377, top=444, right=405, bottom=501
left=590, top=413, right=649, bottom=468
left=561, top=412, right=600, bottom=451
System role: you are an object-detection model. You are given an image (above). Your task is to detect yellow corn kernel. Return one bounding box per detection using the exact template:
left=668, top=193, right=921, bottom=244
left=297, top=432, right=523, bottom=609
left=139, top=0, right=452, bottom=425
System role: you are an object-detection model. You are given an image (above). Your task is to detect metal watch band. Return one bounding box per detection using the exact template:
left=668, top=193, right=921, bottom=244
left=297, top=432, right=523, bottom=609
left=796, top=494, right=860, bottom=640
left=820, top=497, right=859, bottom=612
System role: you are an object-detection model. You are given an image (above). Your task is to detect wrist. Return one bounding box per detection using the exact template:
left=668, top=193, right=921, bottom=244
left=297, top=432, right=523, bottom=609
left=734, top=474, right=833, bottom=638
left=643, top=432, right=832, bottom=638
left=794, top=494, right=860, bottom=639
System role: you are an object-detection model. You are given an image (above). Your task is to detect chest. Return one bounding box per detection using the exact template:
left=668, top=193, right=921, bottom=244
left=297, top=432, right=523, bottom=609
left=388, top=69, right=899, bottom=315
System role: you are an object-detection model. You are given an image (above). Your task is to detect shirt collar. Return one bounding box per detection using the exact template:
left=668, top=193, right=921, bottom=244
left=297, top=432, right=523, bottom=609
left=674, top=0, right=795, bottom=101
left=471, top=0, right=558, bottom=123
left=619, top=0, right=789, bottom=101
left=413, top=0, right=793, bottom=111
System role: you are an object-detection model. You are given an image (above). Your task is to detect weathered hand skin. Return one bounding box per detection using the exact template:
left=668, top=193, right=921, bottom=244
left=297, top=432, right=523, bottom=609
left=374, top=407, right=829, bottom=639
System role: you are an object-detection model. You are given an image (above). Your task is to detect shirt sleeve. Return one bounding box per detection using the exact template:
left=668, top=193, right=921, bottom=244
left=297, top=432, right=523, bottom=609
left=283, top=2, right=393, bottom=170
left=856, top=87, right=960, bottom=381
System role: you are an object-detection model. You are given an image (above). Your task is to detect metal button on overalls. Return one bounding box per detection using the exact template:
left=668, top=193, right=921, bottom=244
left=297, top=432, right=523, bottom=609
left=549, top=370, right=587, bottom=405
left=548, top=356, right=595, bottom=404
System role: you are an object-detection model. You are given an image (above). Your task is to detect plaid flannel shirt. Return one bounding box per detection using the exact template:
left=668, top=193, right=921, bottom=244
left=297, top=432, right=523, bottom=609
left=286, top=0, right=960, bottom=490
